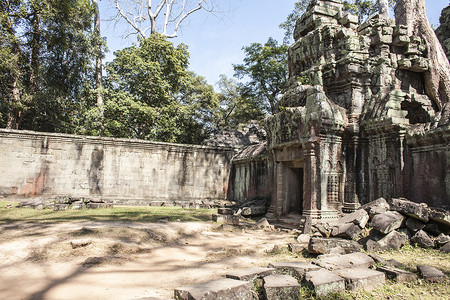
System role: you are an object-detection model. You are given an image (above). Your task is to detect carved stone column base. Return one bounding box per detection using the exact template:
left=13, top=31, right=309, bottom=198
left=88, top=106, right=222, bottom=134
left=342, top=202, right=361, bottom=213
left=302, top=209, right=340, bottom=224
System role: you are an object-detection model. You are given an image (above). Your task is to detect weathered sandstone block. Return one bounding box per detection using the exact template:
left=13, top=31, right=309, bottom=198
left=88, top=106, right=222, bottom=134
left=371, top=211, right=405, bottom=234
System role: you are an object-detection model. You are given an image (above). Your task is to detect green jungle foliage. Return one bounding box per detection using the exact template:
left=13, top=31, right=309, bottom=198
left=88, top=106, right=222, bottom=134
left=233, top=38, right=289, bottom=115
left=0, top=0, right=103, bottom=132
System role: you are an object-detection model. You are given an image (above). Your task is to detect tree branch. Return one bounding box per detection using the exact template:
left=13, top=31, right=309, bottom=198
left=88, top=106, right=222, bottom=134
left=115, top=0, right=147, bottom=38
left=164, top=0, right=204, bottom=38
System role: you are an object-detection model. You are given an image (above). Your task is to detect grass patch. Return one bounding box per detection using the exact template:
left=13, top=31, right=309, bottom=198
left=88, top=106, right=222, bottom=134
left=0, top=200, right=215, bottom=223
left=377, top=242, right=450, bottom=274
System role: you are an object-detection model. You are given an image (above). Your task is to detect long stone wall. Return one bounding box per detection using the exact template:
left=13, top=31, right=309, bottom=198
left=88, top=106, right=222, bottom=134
left=0, top=129, right=236, bottom=205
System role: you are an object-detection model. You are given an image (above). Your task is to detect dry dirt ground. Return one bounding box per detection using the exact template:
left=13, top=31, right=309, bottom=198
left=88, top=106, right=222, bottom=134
left=0, top=221, right=296, bottom=300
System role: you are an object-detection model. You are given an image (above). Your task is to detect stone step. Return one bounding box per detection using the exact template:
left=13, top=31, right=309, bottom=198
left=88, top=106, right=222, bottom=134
left=417, top=265, right=447, bottom=283
left=333, top=268, right=385, bottom=291
left=263, top=274, right=300, bottom=300
left=303, top=269, right=345, bottom=298
left=313, top=252, right=375, bottom=270
left=308, top=237, right=362, bottom=255
left=174, top=278, right=252, bottom=300
left=268, top=261, right=321, bottom=279
left=376, top=266, right=417, bottom=282
left=225, top=267, right=275, bottom=281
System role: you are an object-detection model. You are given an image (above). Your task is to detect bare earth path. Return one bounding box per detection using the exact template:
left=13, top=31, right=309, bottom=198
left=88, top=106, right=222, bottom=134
left=0, top=221, right=294, bottom=300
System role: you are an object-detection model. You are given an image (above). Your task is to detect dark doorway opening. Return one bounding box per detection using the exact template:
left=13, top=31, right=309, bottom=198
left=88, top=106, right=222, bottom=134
left=286, top=167, right=304, bottom=215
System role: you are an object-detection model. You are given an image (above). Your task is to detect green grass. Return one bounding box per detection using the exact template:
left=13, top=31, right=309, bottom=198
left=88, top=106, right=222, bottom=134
left=0, top=200, right=215, bottom=223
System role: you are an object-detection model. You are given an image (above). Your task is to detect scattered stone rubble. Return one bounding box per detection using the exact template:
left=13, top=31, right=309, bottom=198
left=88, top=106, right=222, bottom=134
left=15, top=196, right=219, bottom=211
left=213, top=196, right=270, bottom=224
left=298, top=197, right=450, bottom=254
left=16, top=196, right=113, bottom=210
left=191, top=197, right=449, bottom=299
left=173, top=249, right=447, bottom=299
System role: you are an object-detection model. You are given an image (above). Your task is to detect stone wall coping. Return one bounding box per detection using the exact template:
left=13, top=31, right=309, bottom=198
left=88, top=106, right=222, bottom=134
left=0, top=129, right=238, bottom=153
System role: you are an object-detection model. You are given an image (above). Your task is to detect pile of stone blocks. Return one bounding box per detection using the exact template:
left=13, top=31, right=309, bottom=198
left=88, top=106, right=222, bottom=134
left=148, top=199, right=217, bottom=209
left=300, top=198, right=450, bottom=254
left=16, top=197, right=220, bottom=211
left=173, top=250, right=448, bottom=299
left=213, top=197, right=270, bottom=223
left=16, top=196, right=113, bottom=210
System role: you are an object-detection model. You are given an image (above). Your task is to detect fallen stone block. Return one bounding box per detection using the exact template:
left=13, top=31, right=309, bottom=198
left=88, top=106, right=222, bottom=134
left=70, top=239, right=92, bottom=249
left=297, top=233, right=311, bottom=244
left=313, top=223, right=331, bottom=237
left=333, top=268, right=385, bottom=291
left=54, top=196, right=71, bottom=204
left=217, top=207, right=234, bottom=215
left=303, top=269, right=345, bottom=298
left=71, top=201, right=85, bottom=210
left=405, top=217, right=426, bottom=233
left=441, top=242, right=450, bottom=253
left=360, top=198, right=390, bottom=213
left=367, top=206, right=388, bottom=218
left=371, top=211, right=405, bottom=234
left=429, top=208, right=450, bottom=227
left=411, top=230, right=435, bottom=248
left=54, top=204, right=69, bottom=211
left=86, top=203, right=113, bottom=209
left=241, top=206, right=266, bottom=217
left=288, top=243, right=307, bottom=253
left=367, top=253, right=404, bottom=268
left=331, top=223, right=362, bottom=240
left=366, top=231, right=408, bottom=251
left=18, top=197, right=47, bottom=209
left=313, top=252, right=375, bottom=270
left=174, top=278, right=252, bottom=300
left=89, top=197, right=104, bottom=203
left=308, top=237, right=362, bottom=254
left=268, top=261, right=321, bottom=278
left=325, top=246, right=347, bottom=256
left=377, top=266, right=417, bottom=282
left=417, top=265, right=447, bottom=283
left=226, top=267, right=274, bottom=281
left=255, top=217, right=271, bottom=228
left=212, top=214, right=240, bottom=225
left=436, top=234, right=450, bottom=247
left=424, top=221, right=450, bottom=236
left=263, top=274, right=300, bottom=300
left=339, top=209, right=369, bottom=228
left=391, top=198, right=429, bottom=223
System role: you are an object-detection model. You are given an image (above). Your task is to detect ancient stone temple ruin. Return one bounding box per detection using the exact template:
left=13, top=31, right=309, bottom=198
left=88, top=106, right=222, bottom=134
left=263, top=0, right=449, bottom=224
left=0, top=1, right=448, bottom=227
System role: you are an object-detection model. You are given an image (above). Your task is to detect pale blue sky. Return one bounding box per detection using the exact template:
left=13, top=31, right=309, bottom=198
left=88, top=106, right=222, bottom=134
left=99, top=0, right=449, bottom=88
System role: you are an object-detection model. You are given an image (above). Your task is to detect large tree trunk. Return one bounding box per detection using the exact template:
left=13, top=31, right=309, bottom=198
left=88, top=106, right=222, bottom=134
left=395, top=0, right=450, bottom=110
left=93, top=0, right=104, bottom=136
left=30, top=10, right=40, bottom=94
left=5, top=13, right=23, bottom=129
left=6, top=78, right=23, bottom=130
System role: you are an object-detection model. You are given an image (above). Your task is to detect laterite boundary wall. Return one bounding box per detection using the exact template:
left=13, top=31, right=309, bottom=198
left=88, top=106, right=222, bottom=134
left=0, top=129, right=237, bottom=205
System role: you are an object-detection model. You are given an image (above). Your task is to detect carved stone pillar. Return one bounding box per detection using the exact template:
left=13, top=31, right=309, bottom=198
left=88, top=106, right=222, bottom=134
left=303, top=142, right=318, bottom=218
left=343, top=135, right=361, bottom=212
left=275, top=162, right=285, bottom=218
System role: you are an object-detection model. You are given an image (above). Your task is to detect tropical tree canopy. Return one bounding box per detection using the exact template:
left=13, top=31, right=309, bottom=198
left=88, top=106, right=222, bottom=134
left=103, top=34, right=218, bottom=143
left=233, top=38, right=289, bottom=115
left=0, top=0, right=103, bottom=131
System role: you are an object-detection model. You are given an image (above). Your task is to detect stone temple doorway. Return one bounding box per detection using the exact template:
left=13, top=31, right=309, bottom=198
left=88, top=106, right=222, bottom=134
left=283, top=161, right=304, bottom=217
left=286, top=167, right=303, bottom=214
